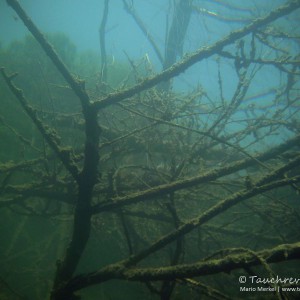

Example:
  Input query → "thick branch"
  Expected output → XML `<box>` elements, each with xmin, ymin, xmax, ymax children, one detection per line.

<box><xmin>119</xmin><ymin>174</ymin><xmax>300</xmax><ymax>268</ymax></box>
<box><xmin>54</xmin><ymin>160</ymin><xmax>300</xmax><ymax>297</ymax></box>
<box><xmin>93</xmin><ymin>0</ymin><xmax>300</xmax><ymax>110</ymax></box>
<box><xmin>5</xmin><ymin>0</ymin><xmax>101</xmax><ymax>292</ymax></box>
<box><xmin>0</xmin><ymin>68</ymin><xmax>80</xmax><ymax>181</ymax></box>
<box><xmin>92</xmin><ymin>133</ymin><xmax>300</xmax><ymax>214</ymax></box>
<box><xmin>6</xmin><ymin>0</ymin><xmax>91</xmax><ymax>110</ymax></box>
<box><xmin>63</xmin><ymin>241</ymin><xmax>300</xmax><ymax>292</ymax></box>
<box><xmin>52</xmin><ymin>90</ymin><xmax>100</xmax><ymax>293</ymax></box>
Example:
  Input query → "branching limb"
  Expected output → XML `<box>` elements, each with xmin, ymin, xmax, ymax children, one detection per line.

<box><xmin>5</xmin><ymin>1</ymin><xmax>101</xmax><ymax>294</ymax></box>
<box><xmin>93</xmin><ymin>0</ymin><xmax>300</xmax><ymax>110</ymax></box>
<box><xmin>0</xmin><ymin>68</ymin><xmax>80</xmax><ymax>181</ymax></box>
<box><xmin>6</xmin><ymin>0</ymin><xmax>90</xmax><ymax>110</ymax></box>
<box><xmin>92</xmin><ymin>134</ymin><xmax>300</xmax><ymax>214</ymax></box>
<box><xmin>62</xmin><ymin>241</ymin><xmax>300</xmax><ymax>293</ymax></box>
<box><xmin>117</xmin><ymin>174</ymin><xmax>300</xmax><ymax>268</ymax></box>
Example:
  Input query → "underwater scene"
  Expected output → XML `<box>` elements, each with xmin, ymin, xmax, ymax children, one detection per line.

<box><xmin>0</xmin><ymin>0</ymin><xmax>300</xmax><ymax>299</ymax></box>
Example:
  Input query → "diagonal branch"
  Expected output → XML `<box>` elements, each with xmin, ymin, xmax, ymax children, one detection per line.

<box><xmin>117</xmin><ymin>173</ymin><xmax>300</xmax><ymax>269</ymax></box>
<box><xmin>99</xmin><ymin>241</ymin><xmax>300</xmax><ymax>281</ymax></box>
<box><xmin>92</xmin><ymin>133</ymin><xmax>300</xmax><ymax>214</ymax></box>
<box><xmin>5</xmin><ymin>0</ymin><xmax>101</xmax><ymax>292</ymax></box>
<box><xmin>92</xmin><ymin>0</ymin><xmax>300</xmax><ymax>110</ymax></box>
<box><xmin>0</xmin><ymin>68</ymin><xmax>80</xmax><ymax>181</ymax></box>
<box><xmin>6</xmin><ymin>0</ymin><xmax>90</xmax><ymax>110</ymax></box>
<box><xmin>63</xmin><ymin>239</ymin><xmax>300</xmax><ymax>292</ymax></box>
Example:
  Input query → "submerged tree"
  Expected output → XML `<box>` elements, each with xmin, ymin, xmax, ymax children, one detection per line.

<box><xmin>1</xmin><ymin>0</ymin><xmax>300</xmax><ymax>299</ymax></box>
